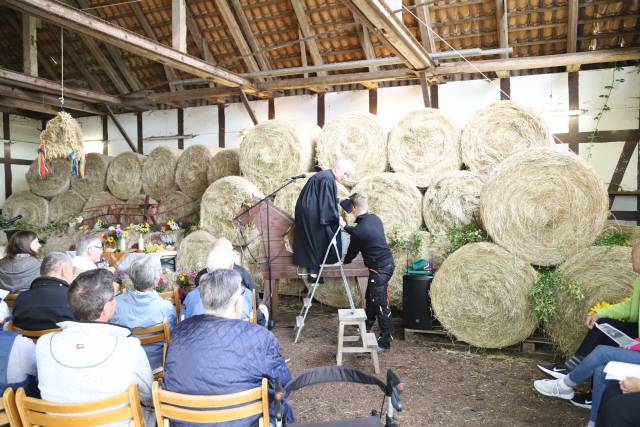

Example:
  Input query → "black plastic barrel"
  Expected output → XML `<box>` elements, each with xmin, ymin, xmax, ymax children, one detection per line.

<box><xmin>402</xmin><ymin>274</ymin><xmax>433</xmax><ymax>330</ymax></box>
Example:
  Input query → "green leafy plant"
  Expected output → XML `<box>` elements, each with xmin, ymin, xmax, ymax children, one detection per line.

<box><xmin>587</xmin><ymin>65</ymin><xmax>625</xmax><ymax>158</ymax></box>
<box><xmin>594</xmin><ymin>230</ymin><xmax>630</xmax><ymax>247</ymax></box>
<box><xmin>531</xmin><ymin>269</ymin><xmax>585</xmax><ymax>323</ymax></box>
<box><xmin>0</xmin><ymin>215</ymin><xmax>70</xmax><ymax>241</ymax></box>
<box><xmin>388</xmin><ymin>227</ymin><xmax>424</xmax><ymax>267</ymax></box>
<box><xmin>445</xmin><ymin>224</ymin><xmax>487</xmax><ymax>254</ymax></box>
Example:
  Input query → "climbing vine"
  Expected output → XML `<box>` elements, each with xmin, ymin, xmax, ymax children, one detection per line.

<box><xmin>586</xmin><ymin>65</ymin><xmax>625</xmax><ymax>159</ymax></box>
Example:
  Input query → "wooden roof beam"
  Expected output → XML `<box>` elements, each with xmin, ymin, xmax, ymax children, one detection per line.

<box><xmin>0</xmin><ymin>83</ymin><xmax>104</xmax><ymax>115</ymax></box>
<box><xmin>344</xmin><ymin>0</ymin><xmax>435</xmax><ymax>71</ymax></box>
<box><xmin>217</xmin><ymin>0</ymin><xmax>261</xmax><ymax>74</ymax></box>
<box><xmin>356</xmin><ymin>21</ymin><xmax>378</xmax><ymax>89</ymax></box>
<box><xmin>22</xmin><ymin>13</ymin><xmax>38</xmax><ymax>76</ymax></box>
<box><xmin>230</xmin><ymin>0</ymin><xmax>273</xmax><ymax>74</ymax></box>
<box><xmin>172</xmin><ymin>0</ymin><xmax>187</xmax><ymax>53</ymax></box>
<box><xmin>6</xmin><ymin>12</ymin><xmax>57</xmax><ymax>80</ymax></box>
<box><xmin>415</xmin><ymin>0</ymin><xmax>437</xmax><ymax>55</ymax></box>
<box><xmin>495</xmin><ymin>0</ymin><xmax>509</xmax><ymax>60</ymax></box>
<box><xmin>0</xmin><ymin>96</ymin><xmax>58</xmax><ymax>115</ymax></box>
<box><xmin>65</xmin><ymin>36</ymin><xmax>107</xmax><ymax>93</ymax></box>
<box><xmin>567</xmin><ymin>0</ymin><xmax>579</xmax><ymax>71</ymax></box>
<box><xmin>291</xmin><ymin>0</ymin><xmax>326</xmax><ymax>76</ymax></box>
<box><xmin>4</xmin><ymin>0</ymin><xmax>252</xmax><ymax>89</ymax></box>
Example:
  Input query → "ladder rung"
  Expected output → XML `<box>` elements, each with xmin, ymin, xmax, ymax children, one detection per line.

<box><xmin>296</xmin><ymin>316</ymin><xmax>304</xmax><ymax>328</ymax></box>
<box><xmin>303</xmin><ymin>298</ymin><xmax>312</xmax><ymax>308</ymax></box>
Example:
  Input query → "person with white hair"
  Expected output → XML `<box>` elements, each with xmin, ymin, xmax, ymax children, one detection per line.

<box><xmin>292</xmin><ymin>158</ymin><xmax>355</xmax><ymax>283</ymax></box>
<box><xmin>71</xmin><ymin>234</ymin><xmax>103</xmax><ymax>277</ymax></box>
<box><xmin>110</xmin><ymin>256</ymin><xmax>177</xmax><ymax>370</ymax></box>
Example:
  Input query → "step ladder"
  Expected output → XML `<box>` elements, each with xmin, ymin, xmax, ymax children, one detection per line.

<box><xmin>337</xmin><ymin>308</ymin><xmax>380</xmax><ymax>374</ymax></box>
<box><xmin>294</xmin><ymin>227</ymin><xmax>355</xmax><ymax>343</ymax></box>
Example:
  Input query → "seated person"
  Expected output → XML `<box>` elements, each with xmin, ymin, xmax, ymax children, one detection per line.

<box><xmin>110</xmin><ymin>256</ymin><xmax>177</xmax><ymax>371</ymax></box>
<box><xmin>537</xmin><ymin>242</ymin><xmax>640</xmax><ymax>407</ymax></box>
<box><xmin>13</xmin><ymin>252</ymin><xmax>75</xmax><ymax>331</ymax></box>
<box><xmin>343</xmin><ymin>194</ymin><xmax>395</xmax><ymax>353</ymax></box>
<box><xmin>71</xmin><ymin>234</ymin><xmax>103</xmax><ymax>277</ymax></box>
<box><xmin>597</xmin><ymin>378</ymin><xmax>640</xmax><ymax>426</ymax></box>
<box><xmin>36</xmin><ymin>269</ymin><xmax>153</xmax><ymax>426</ymax></box>
<box><xmin>184</xmin><ymin>238</ymin><xmax>266</xmax><ymax>325</ymax></box>
<box><xmin>163</xmin><ymin>269</ymin><xmax>293</xmax><ymax>426</ymax></box>
<box><xmin>534</xmin><ymin>345</ymin><xmax>640</xmax><ymax>427</ymax></box>
<box><xmin>0</xmin><ymin>297</ymin><xmax>37</xmax><ymax>396</ymax></box>
<box><xmin>0</xmin><ymin>231</ymin><xmax>42</xmax><ymax>293</ymax></box>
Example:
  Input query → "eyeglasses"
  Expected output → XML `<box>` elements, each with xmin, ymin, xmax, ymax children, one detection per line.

<box><xmin>88</xmin><ymin>245</ymin><xmax>103</xmax><ymax>251</ymax></box>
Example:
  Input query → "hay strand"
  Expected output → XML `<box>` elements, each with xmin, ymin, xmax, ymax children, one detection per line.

<box><xmin>4</xmin><ymin>191</ymin><xmax>49</xmax><ymax>225</ymax></box>
<box><xmin>175</xmin><ymin>144</ymin><xmax>219</xmax><ymax>199</ymax></box>
<box><xmin>423</xmin><ymin>171</ymin><xmax>483</xmax><ymax>235</ymax></box>
<box><xmin>176</xmin><ymin>230</ymin><xmax>216</xmax><ymax>272</ymax></box>
<box><xmin>142</xmin><ymin>147</ymin><xmax>181</xmax><ymax>200</ymax></box>
<box><xmin>155</xmin><ymin>191</ymin><xmax>199</xmax><ymax>224</ymax></box>
<box><xmin>82</xmin><ymin>191</ymin><xmax>121</xmax><ymax>226</ymax></box>
<box><xmin>71</xmin><ymin>153</ymin><xmax>110</xmax><ymax>198</ymax></box>
<box><xmin>239</xmin><ymin>119</ymin><xmax>318</xmax><ymax>193</ymax></box>
<box><xmin>49</xmin><ymin>190</ymin><xmax>86</xmax><ymax>222</ymax></box>
<box><xmin>39</xmin><ymin>111</ymin><xmax>84</xmax><ymax>160</ymax></box>
<box><xmin>208</xmin><ymin>148</ymin><xmax>240</xmax><ymax>184</ymax></box>
<box><xmin>481</xmin><ymin>147</ymin><xmax>609</xmax><ymax>266</ymax></box>
<box><xmin>431</xmin><ymin>242</ymin><xmax>539</xmax><ymax>348</ymax></box>
<box><xmin>316</xmin><ymin>113</ymin><xmax>387</xmax><ymax>187</ymax></box>
<box><xmin>27</xmin><ymin>158</ymin><xmax>72</xmax><ymax>198</ymax></box>
<box><xmin>106</xmin><ymin>152</ymin><xmax>145</xmax><ymax>200</ymax></box>
<box><xmin>388</xmin><ymin>109</ymin><xmax>461</xmax><ymax>188</ymax></box>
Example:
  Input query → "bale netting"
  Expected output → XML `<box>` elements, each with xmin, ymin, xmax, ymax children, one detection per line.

<box><xmin>82</xmin><ymin>191</ymin><xmax>121</xmax><ymax>226</ymax></box>
<box><xmin>481</xmin><ymin>147</ymin><xmax>609</xmax><ymax>266</ymax></box>
<box><xmin>176</xmin><ymin>230</ymin><xmax>216</xmax><ymax>272</ymax></box>
<box><xmin>142</xmin><ymin>147</ymin><xmax>181</xmax><ymax>200</ymax></box>
<box><xmin>155</xmin><ymin>191</ymin><xmax>199</xmax><ymax>224</ymax></box>
<box><xmin>351</xmin><ymin>173</ymin><xmax>422</xmax><ymax>239</ymax></box>
<box><xmin>460</xmin><ymin>101</ymin><xmax>554</xmax><ymax>177</ymax></box>
<box><xmin>274</xmin><ymin>174</ymin><xmax>349</xmax><ymax>217</ymax></box>
<box><xmin>547</xmin><ymin>245</ymin><xmax>638</xmax><ymax>355</ymax></box>
<box><xmin>4</xmin><ymin>191</ymin><xmax>49</xmax><ymax>226</ymax></box>
<box><xmin>208</xmin><ymin>148</ymin><xmax>240</xmax><ymax>185</ymax></box>
<box><xmin>124</xmin><ymin>195</ymin><xmax>157</xmax><ymax>225</ymax></box>
<box><xmin>388</xmin><ymin>109</ymin><xmax>461</xmax><ymax>188</ymax></box>
<box><xmin>175</xmin><ymin>144</ymin><xmax>219</xmax><ymax>200</ymax></box>
<box><xmin>106</xmin><ymin>152</ymin><xmax>145</xmax><ymax>200</ymax></box>
<box><xmin>316</xmin><ymin>113</ymin><xmax>387</xmax><ymax>187</ymax></box>
<box><xmin>422</xmin><ymin>171</ymin><xmax>484</xmax><ymax>235</ymax></box>
<box><xmin>27</xmin><ymin>158</ymin><xmax>72</xmax><ymax>199</ymax></box>
<box><xmin>431</xmin><ymin>242</ymin><xmax>539</xmax><ymax>348</ymax></box>
<box><xmin>200</xmin><ymin>176</ymin><xmax>264</xmax><ymax>246</ymax></box>
<box><xmin>71</xmin><ymin>153</ymin><xmax>110</xmax><ymax>199</ymax></box>
<box><xmin>49</xmin><ymin>190</ymin><xmax>86</xmax><ymax>222</ymax></box>
<box><xmin>239</xmin><ymin>120</ymin><xmax>318</xmax><ymax>193</ymax></box>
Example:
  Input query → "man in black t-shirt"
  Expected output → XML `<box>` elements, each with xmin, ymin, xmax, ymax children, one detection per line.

<box><xmin>343</xmin><ymin>194</ymin><xmax>395</xmax><ymax>352</ymax></box>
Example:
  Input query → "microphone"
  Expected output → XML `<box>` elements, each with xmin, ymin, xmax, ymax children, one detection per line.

<box><xmin>1</xmin><ymin>215</ymin><xmax>22</xmax><ymax>227</ymax></box>
<box><xmin>289</xmin><ymin>174</ymin><xmax>307</xmax><ymax>180</ymax></box>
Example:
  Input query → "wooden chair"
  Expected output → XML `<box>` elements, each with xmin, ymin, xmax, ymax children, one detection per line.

<box><xmin>6</xmin><ymin>322</ymin><xmax>62</xmax><ymax>343</ymax></box>
<box><xmin>2</xmin><ymin>387</ymin><xmax>22</xmax><ymax>427</ymax></box>
<box><xmin>152</xmin><ymin>379</ymin><xmax>270</xmax><ymax>427</ymax></box>
<box><xmin>249</xmin><ymin>289</ymin><xmax>258</xmax><ymax>324</ymax></box>
<box><xmin>14</xmin><ymin>384</ymin><xmax>144</xmax><ymax>427</ymax></box>
<box><xmin>159</xmin><ymin>288</ymin><xmax>181</xmax><ymax>321</ymax></box>
<box><xmin>4</xmin><ymin>293</ymin><xmax>18</xmax><ymax>310</ymax></box>
<box><xmin>131</xmin><ymin>319</ymin><xmax>170</xmax><ymax>381</ymax></box>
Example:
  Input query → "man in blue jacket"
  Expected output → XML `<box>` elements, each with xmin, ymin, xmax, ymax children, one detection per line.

<box><xmin>163</xmin><ymin>269</ymin><xmax>293</xmax><ymax>426</ymax></box>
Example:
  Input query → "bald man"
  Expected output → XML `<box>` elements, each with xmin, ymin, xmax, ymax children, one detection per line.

<box><xmin>293</xmin><ymin>159</ymin><xmax>355</xmax><ymax>283</ymax></box>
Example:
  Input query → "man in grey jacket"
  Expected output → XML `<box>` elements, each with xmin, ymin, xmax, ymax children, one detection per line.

<box><xmin>36</xmin><ymin>269</ymin><xmax>154</xmax><ymax>426</ymax></box>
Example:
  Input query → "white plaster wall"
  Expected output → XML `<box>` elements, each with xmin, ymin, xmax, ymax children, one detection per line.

<box><xmin>225</xmin><ymin>100</ymin><xmax>268</xmax><ymax>149</ymax></box>
<box><xmin>183</xmin><ymin>105</ymin><xmax>218</xmax><ymax>148</ymax></box>
<box><xmin>438</xmin><ymin>78</ymin><xmax>501</xmax><ymax>128</ymax></box>
<box><xmin>325</xmin><ymin>90</ymin><xmax>369</xmax><ymax>122</ymax></box>
<box><xmin>510</xmin><ymin>72</ymin><xmax>570</xmax><ymax>134</ymax></box>
<box><xmin>377</xmin><ymin>85</ymin><xmax>425</xmax><ymax>133</ymax></box>
<box><xmin>274</xmin><ymin>94</ymin><xmax>317</xmax><ymax>123</ymax></box>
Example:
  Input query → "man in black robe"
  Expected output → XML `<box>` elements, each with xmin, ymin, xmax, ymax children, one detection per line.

<box><xmin>293</xmin><ymin>159</ymin><xmax>355</xmax><ymax>283</ymax></box>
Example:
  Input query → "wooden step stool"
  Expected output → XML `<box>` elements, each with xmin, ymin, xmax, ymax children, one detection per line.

<box><xmin>336</xmin><ymin>309</ymin><xmax>380</xmax><ymax>374</ymax></box>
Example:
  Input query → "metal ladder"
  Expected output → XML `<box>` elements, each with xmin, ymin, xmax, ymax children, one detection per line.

<box><xmin>294</xmin><ymin>227</ymin><xmax>355</xmax><ymax>343</ymax></box>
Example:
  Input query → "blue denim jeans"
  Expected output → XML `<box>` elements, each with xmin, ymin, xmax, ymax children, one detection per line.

<box><xmin>568</xmin><ymin>345</ymin><xmax>640</xmax><ymax>422</ymax></box>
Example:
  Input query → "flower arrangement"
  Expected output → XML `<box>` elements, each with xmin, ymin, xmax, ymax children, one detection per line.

<box><xmin>94</xmin><ymin>218</ymin><xmax>106</xmax><ymax>230</ymax></box>
<box><xmin>166</xmin><ymin>219</ymin><xmax>180</xmax><ymax>231</ymax></box>
<box><xmin>132</xmin><ymin>222</ymin><xmax>151</xmax><ymax>233</ymax></box>
<box><xmin>102</xmin><ymin>224</ymin><xmax>128</xmax><ymax>251</ymax></box>
<box><xmin>177</xmin><ymin>271</ymin><xmax>197</xmax><ymax>288</ymax></box>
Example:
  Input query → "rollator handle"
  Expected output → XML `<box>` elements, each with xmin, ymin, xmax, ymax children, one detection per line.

<box><xmin>386</xmin><ymin>370</ymin><xmax>404</xmax><ymax>412</ymax></box>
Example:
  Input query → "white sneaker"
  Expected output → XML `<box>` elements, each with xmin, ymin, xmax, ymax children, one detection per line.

<box><xmin>534</xmin><ymin>378</ymin><xmax>575</xmax><ymax>400</ymax></box>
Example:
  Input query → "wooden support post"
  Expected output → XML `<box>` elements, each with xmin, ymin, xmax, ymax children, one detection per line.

<box><xmin>317</xmin><ymin>93</ymin><xmax>325</xmax><ymax>128</ymax></box>
<box><xmin>3</xmin><ymin>113</ymin><xmax>12</xmax><ymax>199</ymax></box>
<box><xmin>495</xmin><ymin>0</ymin><xmax>508</xmax><ymax>59</ymax></box>
<box><xmin>500</xmin><ymin>77</ymin><xmax>510</xmax><ymax>100</ymax></box>
<box><xmin>240</xmin><ymin>90</ymin><xmax>258</xmax><ymax>125</ymax></box>
<box><xmin>429</xmin><ymin>85</ymin><xmax>439</xmax><ymax>109</ymax></box>
<box><xmin>22</xmin><ymin>13</ymin><xmax>38</xmax><ymax>76</ymax></box>
<box><xmin>567</xmin><ymin>0</ymin><xmax>578</xmax><ymax>54</ymax></box>
<box><xmin>568</xmin><ymin>72</ymin><xmax>579</xmax><ymax>154</ymax></box>
<box><xmin>177</xmin><ymin>108</ymin><xmax>184</xmax><ymax>149</ymax></box>
<box><xmin>105</xmin><ymin>105</ymin><xmax>137</xmax><ymax>153</ymax></box>
<box><xmin>268</xmin><ymin>98</ymin><xmax>275</xmax><ymax>120</ymax></box>
<box><xmin>419</xmin><ymin>72</ymin><xmax>430</xmax><ymax>107</ymax></box>
<box><xmin>102</xmin><ymin>115</ymin><xmax>108</xmax><ymax>155</ymax></box>
<box><xmin>137</xmin><ymin>112</ymin><xmax>143</xmax><ymax>154</ymax></box>
<box><xmin>218</xmin><ymin>104</ymin><xmax>225</xmax><ymax>148</ymax></box>
<box><xmin>172</xmin><ymin>0</ymin><xmax>187</xmax><ymax>53</ymax></box>
<box><xmin>368</xmin><ymin>88</ymin><xmax>377</xmax><ymax>115</ymax></box>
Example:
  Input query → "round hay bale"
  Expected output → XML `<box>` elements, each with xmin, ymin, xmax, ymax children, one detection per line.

<box><xmin>175</xmin><ymin>144</ymin><xmax>219</xmax><ymax>199</ymax></box>
<box><xmin>0</xmin><ymin>230</ymin><xmax>7</xmax><ymax>247</ymax></box>
<box><xmin>351</xmin><ymin>173</ymin><xmax>422</xmax><ymax>239</ymax></box>
<box><xmin>49</xmin><ymin>190</ymin><xmax>86</xmax><ymax>222</ymax></box>
<box><xmin>26</xmin><ymin>158</ymin><xmax>72</xmax><ymax>199</ymax></box>
<box><xmin>317</xmin><ymin>113</ymin><xmax>387</xmax><ymax>187</ymax></box>
<box><xmin>155</xmin><ymin>191</ymin><xmax>199</xmax><ymax>224</ymax></box>
<box><xmin>423</xmin><ymin>171</ymin><xmax>483</xmax><ymax>235</ymax></box>
<box><xmin>200</xmin><ymin>176</ymin><xmax>264</xmax><ymax>246</ymax></box>
<box><xmin>460</xmin><ymin>100</ymin><xmax>554</xmax><ymax>177</ymax></box>
<box><xmin>208</xmin><ymin>149</ymin><xmax>240</xmax><ymax>184</ymax></box>
<box><xmin>106</xmin><ymin>152</ymin><xmax>145</xmax><ymax>200</ymax></box>
<box><xmin>274</xmin><ymin>173</ymin><xmax>349</xmax><ymax>217</ymax></box>
<box><xmin>82</xmin><ymin>191</ymin><xmax>121</xmax><ymax>226</ymax></box>
<box><xmin>388</xmin><ymin>109</ymin><xmax>461</xmax><ymax>188</ymax></box>
<box><xmin>547</xmin><ymin>246</ymin><xmax>638</xmax><ymax>355</ymax></box>
<box><xmin>41</xmin><ymin>229</ymin><xmax>83</xmax><ymax>255</ymax></box>
<box><xmin>176</xmin><ymin>230</ymin><xmax>216</xmax><ymax>272</ymax></box>
<box><xmin>4</xmin><ymin>191</ymin><xmax>48</xmax><ymax>226</ymax></box>
<box><xmin>239</xmin><ymin>120</ymin><xmax>318</xmax><ymax>193</ymax></box>
<box><xmin>313</xmin><ymin>278</ymin><xmax>363</xmax><ymax>308</ymax></box>
<box><xmin>431</xmin><ymin>242</ymin><xmax>539</xmax><ymax>348</ymax></box>
<box><xmin>124</xmin><ymin>195</ymin><xmax>157</xmax><ymax>225</ymax></box>
<box><xmin>142</xmin><ymin>147</ymin><xmax>181</xmax><ymax>200</ymax></box>
<box><xmin>71</xmin><ymin>153</ymin><xmax>110</xmax><ymax>199</ymax></box>
<box><xmin>481</xmin><ymin>147</ymin><xmax>609</xmax><ymax>266</ymax></box>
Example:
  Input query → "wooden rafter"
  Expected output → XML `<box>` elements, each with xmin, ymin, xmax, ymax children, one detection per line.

<box><xmin>77</xmin><ymin>34</ymin><xmax>129</xmax><ymax>94</ymax></box>
<box><xmin>291</xmin><ymin>0</ymin><xmax>327</xmax><ymax>76</ymax></box>
<box><xmin>356</xmin><ymin>20</ymin><xmax>378</xmax><ymax>89</ymax></box>
<box><xmin>0</xmin><ymin>83</ymin><xmax>104</xmax><ymax>114</ymax></box>
<box><xmin>172</xmin><ymin>0</ymin><xmax>187</xmax><ymax>53</ymax></box>
<box><xmin>185</xmin><ymin>9</ymin><xmax>215</xmax><ymax>89</ymax></box>
<box><xmin>0</xmin><ymin>96</ymin><xmax>58</xmax><ymax>115</ymax></box>
<box><xmin>230</xmin><ymin>0</ymin><xmax>273</xmax><ymax>73</ymax></box>
<box><xmin>22</xmin><ymin>13</ymin><xmax>38</xmax><ymax>76</ymax></box>
<box><xmin>217</xmin><ymin>0</ymin><xmax>261</xmax><ymax>73</ymax></box>
<box><xmin>415</xmin><ymin>0</ymin><xmax>437</xmax><ymax>55</ymax></box>
<box><xmin>64</xmin><ymin>36</ymin><xmax>107</xmax><ymax>93</ymax></box>
<box><xmin>495</xmin><ymin>0</ymin><xmax>509</xmax><ymax>61</ymax></box>
<box><xmin>567</xmin><ymin>0</ymin><xmax>579</xmax><ymax>54</ymax></box>
<box><xmin>6</xmin><ymin>12</ymin><xmax>58</xmax><ymax>80</ymax></box>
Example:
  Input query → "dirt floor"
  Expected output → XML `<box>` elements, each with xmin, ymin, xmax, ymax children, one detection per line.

<box><xmin>272</xmin><ymin>298</ymin><xmax>587</xmax><ymax>427</ymax></box>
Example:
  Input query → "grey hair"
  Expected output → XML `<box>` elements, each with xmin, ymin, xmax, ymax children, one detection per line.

<box><xmin>350</xmin><ymin>193</ymin><xmax>368</xmax><ymax>211</ymax></box>
<box><xmin>200</xmin><ymin>270</ymin><xmax>242</xmax><ymax>315</ymax></box>
<box><xmin>68</xmin><ymin>269</ymin><xmax>115</xmax><ymax>321</ymax></box>
<box><xmin>76</xmin><ymin>234</ymin><xmax>101</xmax><ymax>256</ymax></box>
<box><xmin>129</xmin><ymin>256</ymin><xmax>162</xmax><ymax>292</ymax></box>
<box><xmin>40</xmin><ymin>251</ymin><xmax>72</xmax><ymax>276</ymax></box>
<box><xmin>206</xmin><ymin>245</ymin><xmax>235</xmax><ymax>272</ymax></box>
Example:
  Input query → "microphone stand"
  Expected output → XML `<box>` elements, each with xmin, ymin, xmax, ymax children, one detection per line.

<box><xmin>234</xmin><ymin>177</ymin><xmax>303</xmax><ymax>330</ymax></box>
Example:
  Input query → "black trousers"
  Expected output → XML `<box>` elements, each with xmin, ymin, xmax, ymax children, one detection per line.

<box><xmin>597</xmin><ymin>382</ymin><xmax>640</xmax><ymax>427</ymax></box>
<box><xmin>575</xmin><ymin>318</ymin><xmax>639</xmax><ymax>359</ymax></box>
<box><xmin>365</xmin><ymin>265</ymin><xmax>394</xmax><ymax>349</ymax></box>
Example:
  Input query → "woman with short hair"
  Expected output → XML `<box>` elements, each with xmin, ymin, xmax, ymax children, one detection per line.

<box><xmin>0</xmin><ymin>230</ymin><xmax>42</xmax><ymax>293</ymax></box>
